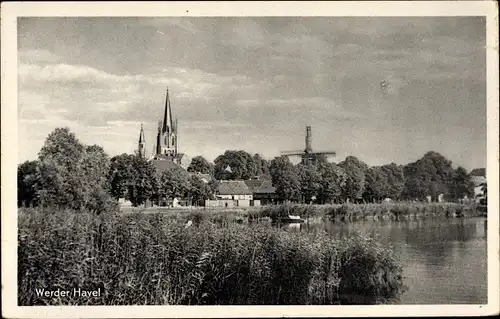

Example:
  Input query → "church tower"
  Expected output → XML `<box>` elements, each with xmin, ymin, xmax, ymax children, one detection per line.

<box><xmin>137</xmin><ymin>123</ymin><xmax>146</xmax><ymax>159</ymax></box>
<box><xmin>155</xmin><ymin>88</ymin><xmax>179</xmax><ymax>162</ymax></box>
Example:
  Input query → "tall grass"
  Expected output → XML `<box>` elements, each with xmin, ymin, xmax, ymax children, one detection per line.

<box><xmin>248</xmin><ymin>202</ymin><xmax>480</xmax><ymax>222</ymax></box>
<box><xmin>18</xmin><ymin>208</ymin><xmax>405</xmax><ymax>305</ymax></box>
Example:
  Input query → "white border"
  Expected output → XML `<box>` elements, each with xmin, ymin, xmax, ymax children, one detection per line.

<box><xmin>2</xmin><ymin>1</ymin><xmax>499</xmax><ymax>318</ymax></box>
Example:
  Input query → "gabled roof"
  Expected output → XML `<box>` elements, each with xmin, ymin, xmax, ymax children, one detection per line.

<box><xmin>244</xmin><ymin>179</ymin><xmax>264</xmax><ymax>191</ymax></box>
<box><xmin>470</xmin><ymin>168</ymin><xmax>486</xmax><ymax>177</ymax></box>
<box><xmin>255</xmin><ymin>180</ymin><xmax>276</xmax><ymax>194</ymax></box>
<box><xmin>218</xmin><ymin>180</ymin><xmax>252</xmax><ymax>195</ymax></box>
<box><xmin>152</xmin><ymin>159</ymin><xmax>184</xmax><ymax>173</ymax></box>
<box><xmin>243</xmin><ymin>179</ymin><xmax>275</xmax><ymax>194</ymax></box>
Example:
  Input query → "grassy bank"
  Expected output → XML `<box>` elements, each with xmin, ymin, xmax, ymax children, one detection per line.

<box><xmin>18</xmin><ymin>208</ymin><xmax>404</xmax><ymax>305</ymax></box>
<box><xmin>248</xmin><ymin>202</ymin><xmax>482</xmax><ymax>222</ymax></box>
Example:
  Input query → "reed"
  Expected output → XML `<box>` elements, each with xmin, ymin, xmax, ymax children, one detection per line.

<box><xmin>18</xmin><ymin>208</ymin><xmax>404</xmax><ymax>305</ymax></box>
<box><xmin>251</xmin><ymin>202</ymin><xmax>481</xmax><ymax>222</ymax></box>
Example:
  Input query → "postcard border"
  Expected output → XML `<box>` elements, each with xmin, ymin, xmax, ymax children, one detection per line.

<box><xmin>2</xmin><ymin>1</ymin><xmax>499</xmax><ymax>318</ymax></box>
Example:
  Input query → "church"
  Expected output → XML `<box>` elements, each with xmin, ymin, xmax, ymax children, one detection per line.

<box><xmin>136</xmin><ymin>88</ymin><xmax>191</xmax><ymax>171</ymax></box>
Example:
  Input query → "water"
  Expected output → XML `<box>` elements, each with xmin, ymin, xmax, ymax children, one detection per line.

<box><xmin>282</xmin><ymin>217</ymin><xmax>488</xmax><ymax>304</ymax></box>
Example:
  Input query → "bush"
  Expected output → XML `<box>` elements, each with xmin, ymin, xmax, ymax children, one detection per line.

<box><xmin>18</xmin><ymin>209</ymin><xmax>405</xmax><ymax>305</ymax></box>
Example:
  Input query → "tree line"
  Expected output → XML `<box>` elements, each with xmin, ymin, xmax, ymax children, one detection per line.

<box><xmin>17</xmin><ymin>128</ymin><xmax>219</xmax><ymax>210</ymax></box>
<box><xmin>18</xmin><ymin>127</ymin><xmax>479</xmax><ymax>210</ymax></box>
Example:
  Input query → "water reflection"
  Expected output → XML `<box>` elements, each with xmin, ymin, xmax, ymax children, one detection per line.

<box><xmin>280</xmin><ymin>217</ymin><xmax>487</xmax><ymax>304</ymax></box>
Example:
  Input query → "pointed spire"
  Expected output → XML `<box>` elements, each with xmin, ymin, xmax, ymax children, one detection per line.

<box><xmin>139</xmin><ymin>123</ymin><xmax>145</xmax><ymax>143</ymax></box>
<box><xmin>162</xmin><ymin>87</ymin><xmax>173</xmax><ymax>134</ymax></box>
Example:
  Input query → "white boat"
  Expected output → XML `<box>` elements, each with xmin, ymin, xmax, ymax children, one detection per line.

<box><xmin>280</xmin><ymin>214</ymin><xmax>305</xmax><ymax>223</ymax></box>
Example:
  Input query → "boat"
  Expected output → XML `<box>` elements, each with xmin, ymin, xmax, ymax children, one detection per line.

<box><xmin>280</xmin><ymin>214</ymin><xmax>305</xmax><ymax>223</ymax></box>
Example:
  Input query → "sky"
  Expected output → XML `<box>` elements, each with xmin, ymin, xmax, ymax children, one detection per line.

<box><xmin>17</xmin><ymin>17</ymin><xmax>487</xmax><ymax>170</ymax></box>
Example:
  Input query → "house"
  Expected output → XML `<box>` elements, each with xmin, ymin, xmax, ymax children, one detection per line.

<box><xmin>244</xmin><ymin>177</ymin><xmax>277</xmax><ymax>205</ymax></box>
<box><xmin>470</xmin><ymin>168</ymin><xmax>486</xmax><ymax>200</ymax></box>
<box><xmin>205</xmin><ymin>180</ymin><xmax>252</xmax><ymax>207</ymax></box>
<box><xmin>217</xmin><ymin>180</ymin><xmax>253</xmax><ymax>201</ymax></box>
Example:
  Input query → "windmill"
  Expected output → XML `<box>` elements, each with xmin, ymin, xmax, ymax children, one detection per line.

<box><xmin>280</xmin><ymin>126</ymin><xmax>336</xmax><ymax>166</ymax></box>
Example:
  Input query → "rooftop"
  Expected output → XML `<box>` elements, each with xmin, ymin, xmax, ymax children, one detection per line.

<box><xmin>244</xmin><ymin>179</ymin><xmax>264</xmax><ymax>191</ymax></box>
<box><xmin>255</xmin><ymin>180</ymin><xmax>276</xmax><ymax>194</ymax></box>
<box><xmin>470</xmin><ymin>168</ymin><xmax>486</xmax><ymax>177</ymax></box>
<box><xmin>218</xmin><ymin>180</ymin><xmax>253</xmax><ymax>195</ymax></box>
<box><xmin>151</xmin><ymin>159</ymin><xmax>184</xmax><ymax>173</ymax></box>
<box><xmin>244</xmin><ymin>179</ymin><xmax>275</xmax><ymax>194</ymax></box>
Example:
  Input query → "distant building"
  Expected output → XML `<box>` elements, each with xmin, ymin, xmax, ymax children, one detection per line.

<box><xmin>470</xmin><ymin>168</ymin><xmax>486</xmax><ymax>199</ymax></box>
<box><xmin>218</xmin><ymin>165</ymin><xmax>233</xmax><ymax>180</ymax></box>
<box><xmin>136</xmin><ymin>88</ymin><xmax>190</xmax><ymax>171</ymax></box>
<box><xmin>206</xmin><ymin>180</ymin><xmax>254</xmax><ymax>207</ymax></box>
<box><xmin>151</xmin><ymin>158</ymin><xmax>184</xmax><ymax>173</ymax></box>
<box><xmin>217</xmin><ymin>180</ymin><xmax>253</xmax><ymax>201</ymax></box>
<box><xmin>137</xmin><ymin>124</ymin><xmax>146</xmax><ymax>159</ymax></box>
<box><xmin>244</xmin><ymin>176</ymin><xmax>277</xmax><ymax>205</ymax></box>
<box><xmin>470</xmin><ymin>168</ymin><xmax>486</xmax><ymax>178</ymax></box>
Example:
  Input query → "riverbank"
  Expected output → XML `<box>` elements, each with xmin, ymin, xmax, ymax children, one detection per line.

<box><xmin>248</xmin><ymin>202</ymin><xmax>484</xmax><ymax>222</ymax></box>
<box><xmin>119</xmin><ymin>202</ymin><xmax>483</xmax><ymax>225</ymax></box>
<box><xmin>18</xmin><ymin>208</ymin><xmax>405</xmax><ymax>305</ymax></box>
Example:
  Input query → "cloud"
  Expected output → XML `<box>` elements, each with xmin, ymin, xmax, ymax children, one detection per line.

<box><xmin>16</xmin><ymin>17</ymin><xmax>487</xmax><ymax>170</ymax></box>
<box><xmin>17</xmin><ymin>59</ymin><xmax>278</xmax><ymax>137</ymax></box>
<box><xmin>135</xmin><ymin>18</ymin><xmax>200</xmax><ymax>34</ymax></box>
<box><xmin>18</xmin><ymin>49</ymin><xmax>61</xmax><ymax>64</ymax></box>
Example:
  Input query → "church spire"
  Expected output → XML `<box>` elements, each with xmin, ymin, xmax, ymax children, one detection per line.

<box><xmin>162</xmin><ymin>87</ymin><xmax>173</xmax><ymax>135</ymax></box>
<box><xmin>155</xmin><ymin>88</ymin><xmax>179</xmax><ymax>162</ymax></box>
<box><xmin>139</xmin><ymin>123</ymin><xmax>145</xmax><ymax>143</ymax></box>
<box><xmin>137</xmin><ymin>123</ymin><xmax>146</xmax><ymax>158</ymax></box>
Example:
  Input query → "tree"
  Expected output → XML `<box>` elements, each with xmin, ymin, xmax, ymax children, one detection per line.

<box><xmin>108</xmin><ymin>154</ymin><xmax>136</xmax><ymax>200</ymax></box>
<box><xmin>80</xmin><ymin>145</ymin><xmax>111</xmax><ymax>209</ymax></box>
<box><xmin>127</xmin><ymin>157</ymin><xmax>157</xmax><ymax>207</ymax></box>
<box><xmin>269</xmin><ymin>156</ymin><xmax>301</xmax><ymax>202</ymax></box>
<box><xmin>317</xmin><ymin>163</ymin><xmax>347</xmax><ymax>204</ymax></box>
<box><xmin>402</xmin><ymin>151</ymin><xmax>455</xmax><ymax>200</ymax></box>
<box><xmin>314</xmin><ymin>153</ymin><xmax>329</xmax><ymax>165</ymax></box>
<box><xmin>363</xmin><ymin>164</ymin><xmax>404</xmax><ymax>202</ymax></box>
<box><xmin>189</xmin><ymin>175</ymin><xmax>213</xmax><ymax>206</ymax></box>
<box><xmin>253</xmin><ymin>153</ymin><xmax>270</xmax><ymax>175</ymax></box>
<box><xmin>339</xmin><ymin>156</ymin><xmax>369</xmax><ymax>202</ymax></box>
<box><xmin>449</xmin><ymin>166</ymin><xmax>474</xmax><ymax>200</ymax></box>
<box><xmin>187</xmin><ymin>156</ymin><xmax>213</xmax><ymax>174</ymax></box>
<box><xmin>156</xmin><ymin>167</ymin><xmax>191</xmax><ymax>205</ymax></box>
<box><xmin>214</xmin><ymin>150</ymin><xmax>256</xmax><ymax>180</ymax></box>
<box><xmin>297</xmin><ymin>164</ymin><xmax>322</xmax><ymax>203</ymax></box>
<box><xmin>208</xmin><ymin>179</ymin><xmax>220</xmax><ymax>198</ymax></box>
<box><xmin>17</xmin><ymin>160</ymin><xmax>39</xmax><ymax>207</ymax></box>
<box><xmin>35</xmin><ymin>127</ymin><xmax>87</xmax><ymax>209</ymax></box>
<box><xmin>38</xmin><ymin>127</ymin><xmax>85</xmax><ymax>166</ymax></box>
<box><xmin>381</xmin><ymin>163</ymin><xmax>405</xmax><ymax>200</ymax></box>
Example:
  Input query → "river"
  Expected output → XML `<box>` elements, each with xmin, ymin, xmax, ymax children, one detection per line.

<box><xmin>282</xmin><ymin>217</ymin><xmax>488</xmax><ymax>304</ymax></box>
